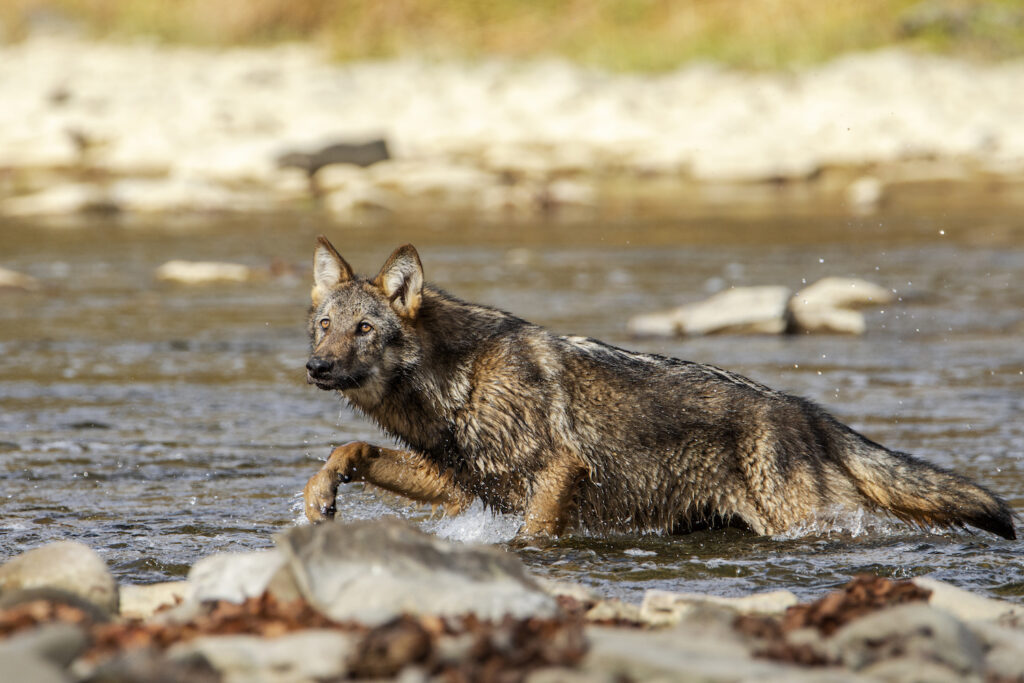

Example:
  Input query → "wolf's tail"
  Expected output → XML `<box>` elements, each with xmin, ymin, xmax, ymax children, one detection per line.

<box><xmin>836</xmin><ymin>428</ymin><xmax>1016</xmax><ymax>540</ymax></box>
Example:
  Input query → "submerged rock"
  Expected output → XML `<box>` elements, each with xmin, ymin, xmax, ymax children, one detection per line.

<box><xmin>0</xmin><ymin>541</ymin><xmax>118</xmax><ymax>616</ymax></box>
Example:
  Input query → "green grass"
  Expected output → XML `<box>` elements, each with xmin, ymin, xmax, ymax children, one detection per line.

<box><xmin>5</xmin><ymin>0</ymin><xmax>1024</xmax><ymax>70</ymax></box>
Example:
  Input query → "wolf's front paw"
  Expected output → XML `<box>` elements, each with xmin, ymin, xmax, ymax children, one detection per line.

<box><xmin>303</xmin><ymin>467</ymin><xmax>340</xmax><ymax>523</ymax></box>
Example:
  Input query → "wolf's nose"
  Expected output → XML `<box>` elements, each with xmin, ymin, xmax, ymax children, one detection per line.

<box><xmin>306</xmin><ymin>357</ymin><xmax>333</xmax><ymax>376</ymax></box>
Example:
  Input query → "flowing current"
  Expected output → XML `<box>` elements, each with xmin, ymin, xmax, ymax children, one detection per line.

<box><xmin>2</xmin><ymin>204</ymin><xmax>1022</xmax><ymax>602</ymax></box>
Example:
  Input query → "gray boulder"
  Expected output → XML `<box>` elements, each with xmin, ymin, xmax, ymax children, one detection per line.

<box><xmin>275</xmin><ymin>518</ymin><xmax>558</xmax><ymax>625</ymax></box>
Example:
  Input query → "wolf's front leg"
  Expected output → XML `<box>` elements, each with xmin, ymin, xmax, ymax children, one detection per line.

<box><xmin>518</xmin><ymin>457</ymin><xmax>587</xmax><ymax>538</ymax></box>
<box><xmin>303</xmin><ymin>441</ymin><xmax>471</xmax><ymax>523</ymax></box>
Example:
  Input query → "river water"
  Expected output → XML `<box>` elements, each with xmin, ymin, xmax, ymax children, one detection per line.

<box><xmin>2</xmin><ymin>198</ymin><xmax>1022</xmax><ymax>602</ymax></box>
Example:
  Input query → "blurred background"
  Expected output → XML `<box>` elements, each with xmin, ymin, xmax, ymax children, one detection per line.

<box><xmin>1</xmin><ymin>1</ymin><xmax>1023</xmax><ymax>600</ymax></box>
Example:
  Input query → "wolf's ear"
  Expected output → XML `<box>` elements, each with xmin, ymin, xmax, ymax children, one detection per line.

<box><xmin>374</xmin><ymin>244</ymin><xmax>423</xmax><ymax>319</ymax></box>
<box><xmin>312</xmin><ymin>235</ymin><xmax>354</xmax><ymax>307</ymax></box>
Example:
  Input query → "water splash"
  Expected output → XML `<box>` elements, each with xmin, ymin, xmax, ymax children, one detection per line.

<box><xmin>420</xmin><ymin>500</ymin><xmax>522</xmax><ymax>544</ymax></box>
<box><xmin>772</xmin><ymin>507</ymin><xmax>911</xmax><ymax>540</ymax></box>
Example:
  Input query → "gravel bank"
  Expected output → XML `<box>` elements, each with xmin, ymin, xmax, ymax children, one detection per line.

<box><xmin>2</xmin><ymin>36</ymin><xmax>1024</xmax><ymax>218</ymax></box>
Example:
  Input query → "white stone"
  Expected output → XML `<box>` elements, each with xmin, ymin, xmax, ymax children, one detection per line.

<box><xmin>369</xmin><ymin>159</ymin><xmax>498</xmax><ymax>198</ymax></box>
<box><xmin>792</xmin><ymin>277</ymin><xmax>894</xmax><ymax>310</ymax></box>
<box><xmin>913</xmin><ymin>577</ymin><xmax>1024</xmax><ymax>622</ymax></box>
<box><xmin>846</xmin><ymin>176</ymin><xmax>885</xmax><ymax>211</ymax></box>
<box><xmin>185</xmin><ymin>550</ymin><xmax>287</xmax><ymax>604</ymax></box>
<box><xmin>119</xmin><ymin>582</ymin><xmax>189</xmax><ymax>620</ymax></box>
<box><xmin>168</xmin><ymin>630</ymin><xmax>355</xmax><ymax>683</ymax></box>
<box><xmin>0</xmin><ymin>267</ymin><xmax>41</xmax><ymax>291</ymax></box>
<box><xmin>2</xmin><ymin>184</ymin><xmax>108</xmax><ymax>216</ymax></box>
<box><xmin>788</xmin><ymin>277</ymin><xmax>893</xmax><ymax>334</ymax></box>
<box><xmin>641</xmin><ymin>588</ymin><xmax>798</xmax><ymax>625</ymax></box>
<box><xmin>629</xmin><ymin>286</ymin><xmax>792</xmax><ymax>338</ymax></box>
<box><xmin>789</xmin><ymin>306</ymin><xmax>866</xmax><ymax>335</ymax></box>
<box><xmin>155</xmin><ymin>260</ymin><xmax>256</xmax><ymax>284</ymax></box>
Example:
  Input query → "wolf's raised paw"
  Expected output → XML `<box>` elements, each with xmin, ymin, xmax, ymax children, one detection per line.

<box><xmin>303</xmin><ymin>467</ymin><xmax>339</xmax><ymax>523</ymax></box>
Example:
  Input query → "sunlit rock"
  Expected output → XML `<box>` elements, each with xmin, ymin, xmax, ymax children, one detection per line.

<box><xmin>167</xmin><ymin>631</ymin><xmax>356</xmax><ymax>683</ymax></box>
<box><xmin>846</xmin><ymin>176</ymin><xmax>885</xmax><ymax>212</ymax></box>
<box><xmin>641</xmin><ymin>588</ymin><xmax>798</xmax><ymax>626</ymax></box>
<box><xmin>2</xmin><ymin>184</ymin><xmax>111</xmax><ymax>216</ymax></box>
<box><xmin>0</xmin><ymin>541</ymin><xmax>118</xmax><ymax>616</ymax></box>
<box><xmin>788</xmin><ymin>277</ymin><xmax>893</xmax><ymax>334</ymax></box>
<box><xmin>274</xmin><ymin>519</ymin><xmax>558</xmax><ymax>626</ymax></box>
<box><xmin>154</xmin><ymin>260</ymin><xmax>256</xmax><ymax>284</ymax></box>
<box><xmin>322</xmin><ymin>183</ymin><xmax>395</xmax><ymax>218</ymax></box>
<box><xmin>110</xmin><ymin>178</ymin><xmax>266</xmax><ymax>214</ymax></box>
<box><xmin>628</xmin><ymin>286</ymin><xmax>792</xmax><ymax>337</ymax></box>
<box><xmin>119</xmin><ymin>582</ymin><xmax>189</xmax><ymax>620</ymax></box>
<box><xmin>368</xmin><ymin>160</ymin><xmax>499</xmax><ymax>199</ymax></box>
<box><xmin>0</xmin><ymin>267</ymin><xmax>41</xmax><ymax>291</ymax></box>
<box><xmin>827</xmin><ymin>603</ymin><xmax>984</xmax><ymax>676</ymax></box>
<box><xmin>912</xmin><ymin>577</ymin><xmax>1024</xmax><ymax>622</ymax></box>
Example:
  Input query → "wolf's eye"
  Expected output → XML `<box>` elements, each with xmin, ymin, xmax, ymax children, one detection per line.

<box><xmin>357</xmin><ymin>321</ymin><xmax>373</xmax><ymax>334</ymax></box>
<box><xmin>319</xmin><ymin>318</ymin><xmax>330</xmax><ymax>330</ymax></box>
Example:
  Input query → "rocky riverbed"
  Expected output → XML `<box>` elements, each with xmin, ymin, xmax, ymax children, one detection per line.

<box><xmin>2</xmin><ymin>36</ymin><xmax>1024</xmax><ymax>219</ymax></box>
<box><xmin>2</xmin><ymin>519</ymin><xmax>1023</xmax><ymax>682</ymax></box>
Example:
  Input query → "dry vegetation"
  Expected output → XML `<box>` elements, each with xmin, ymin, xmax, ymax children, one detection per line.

<box><xmin>3</xmin><ymin>0</ymin><xmax>1024</xmax><ymax>70</ymax></box>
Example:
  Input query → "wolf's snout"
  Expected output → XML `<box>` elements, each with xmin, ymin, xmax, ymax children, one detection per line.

<box><xmin>306</xmin><ymin>357</ymin><xmax>333</xmax><ymax>378</ymax></box>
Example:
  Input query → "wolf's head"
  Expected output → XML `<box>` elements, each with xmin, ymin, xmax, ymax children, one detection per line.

<box><xmin>306</xmin><ymin>236</ymin><xmax>423</xmax><ymax>405</ymax></box>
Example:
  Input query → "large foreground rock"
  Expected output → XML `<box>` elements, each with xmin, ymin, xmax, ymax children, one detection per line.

<box><xmin>275</xmin><ymin>519</ymin><xmax>558</xmax><ymax>625</ymax></box>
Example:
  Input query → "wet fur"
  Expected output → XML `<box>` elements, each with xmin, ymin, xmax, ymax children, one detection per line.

<box><xmin>304</xmin><ymin>238</ymin><xmax>1016</xmax><ymax>540</ymax></box>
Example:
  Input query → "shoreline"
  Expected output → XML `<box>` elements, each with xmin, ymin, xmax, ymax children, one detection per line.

<box><xmin>3</xmin><ymin>36</ymin><xmax>1024</xmax><ymax>220</ymax></box>
<box><xmin>2</xmin><ymin>521</ymin><xmax>1023</xmax><ymax>682</ymax></box>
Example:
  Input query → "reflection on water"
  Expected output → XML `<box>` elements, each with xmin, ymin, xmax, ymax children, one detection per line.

<box><xmin>1</xmin><ymin>205</ymin><xmax>1022</xmax><ymax>600</ymax></box>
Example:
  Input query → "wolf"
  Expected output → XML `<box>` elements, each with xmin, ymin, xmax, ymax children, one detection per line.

<box><xmin>303</xmin><ymin>236</ymin><xmax>1016</xmax><ymax>540</ymax></box>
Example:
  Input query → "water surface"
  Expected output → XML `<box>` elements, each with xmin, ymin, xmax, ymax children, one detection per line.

<box><xmin>2</xmin><ymin>202</ymin><xmax>1022</xmax><ymax>602</ymax></box>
